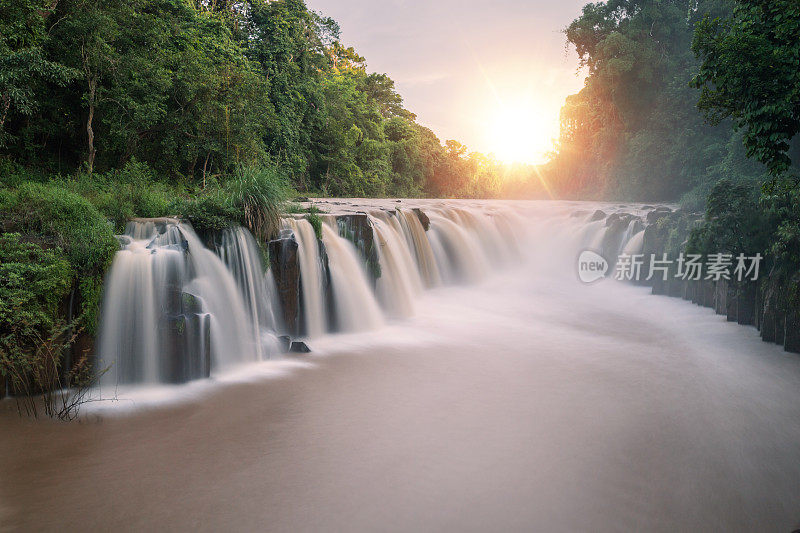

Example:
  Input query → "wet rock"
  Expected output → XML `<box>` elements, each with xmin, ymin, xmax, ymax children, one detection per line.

<box><xmin>413</xmin><ymin>208</ymin><xmax>431</xmax><ymax>231</ymax></box>
<box><xmin>181</xmin><ymin>292</ymin><xmax>204</xmax><ymax>315</ymax></box>
<box><xmin>702</xmin><ymin>280</ymin><xmax>715</xmax><ymax>308</ymax></box>
<box><xmin>336</xmin><ymin>214</ymin><xmax>380</xmax><ymax>282</ymax></box>
<box><xmin>725</xmin><ymin>283</ymin><xmax>738</xmax><ymax>322</ymax></box>
<box><xmin>589</xmin><ymin>210</ymin><xmax>606</xmax><ymax>222</ymax></box>
<box><xmin>161</xmin><ymin>315</ymin><xmax>188</xmax><ymax>383</ymax></box>
<box><xmin>646</xmin><ymin>210</ymin><xmax>671</xmax><ymax>224</ymax></box>
<box><xmin>290</xmin><ymin>341</ymin><xmax>311</xmax><ymax>354</ymax></box>
<box><xmin>268</xmin><ymin>235</ymin><xmax>301</xmax><ymax>336</ymax></box>
<box><xmin>784</xmin><ymin>310</ymin><xmax>800</xmax><ymax>354</ymax></box>
<box><xmin>736</xmin><ymin>283</ymin><xmax>756</xmax><ymax>326</ymax></box>
<box><xmin>667</xmin><ymin>278</ymin><xmax>685</xmax><ymax>298</ymax></box>
<box><xmin>761</xmin><ymin>295</ymin><xmax>777</xmax><ymax>343</ymax></box>
<box><xmin>600</xmin><ymin>214</ymin><xmax>631</xmax><ymax>260</ymax></box>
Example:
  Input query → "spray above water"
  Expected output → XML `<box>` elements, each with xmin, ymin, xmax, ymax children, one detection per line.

<box><xmin>97</xmin><ymin>201</ymin><xmax>650</xmax><ymax>388</ymax></box>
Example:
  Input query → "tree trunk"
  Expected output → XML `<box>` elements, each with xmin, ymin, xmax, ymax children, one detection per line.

<box><xmin>202</xmin><ymin>152</ymin><xmax>211</xmax><ymax>189</ymax></box>
<box><xmin>86</xmin><ymin>77</ymin><xmax>96</xmax><ymax>175</ymax></box>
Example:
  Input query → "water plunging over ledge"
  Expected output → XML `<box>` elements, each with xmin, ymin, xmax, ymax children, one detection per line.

<box><xmin>95</xmin><ymin>201</ymin><xmax>652</xmax><ymax>388</ymax></box>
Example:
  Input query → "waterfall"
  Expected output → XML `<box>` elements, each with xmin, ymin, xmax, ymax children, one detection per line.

<box><xmin>321</xmin><ymin>222</ymin><xmax>385</xmax><ymax>332</ymax></box>
<box><xmin>215</xmin><ymin>227</ymin><xmax>283</xmax><ymax>351</ymax></box>
<box><xmin>396</xmin><ymin>210</ymin><xmax>441</xmax><ymax>287</ymax></box>
<box><xmin>370</xmin><ymin>214</ymin><xmax>423</xmax><ymax>317</ymax></box>
<box><xmin>98</xmin><ymin>220</ymin><xmax>275</xmax><ymax>385</ymax></box>
<box><xmin>286</xmin><ymin>218</ymin><xmax>327</xmax><ymax>338</ymax></box>
<box><xmin>622</xmin><ymin>230</ymin><xmax>645</xmax><ymax>255</ymax></box>
<box><xmin>95</xmin><ymin>201</ymin><xmax>660</xmax><ymax>390</ymax></box>
<box><xmin>427</xmin><ymin>210</ymin><xmax>491</xmax><ymax>283</ymax></box>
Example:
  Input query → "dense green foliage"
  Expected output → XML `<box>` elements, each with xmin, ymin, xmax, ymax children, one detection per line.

<box><xmin>0</xmin><ymin>182</ymin><xmax>119</xmax><ymax>333</ymax></box>
<box><xmin>0</xmin><ymin>233</ymin><xmax>73</xmax><ymax>367</ymax></box>
<box><xmin>692</xmin><ymin>0</ymin><xmax>800</xmax><ymax>177</ymax></box>
<box><xmin>0</xmin><ymin>0</ymin><xmax>538</xmax><ymax>199</ymax></box>
<box><xmin>545</xmin><ymin>0</ymin><xmax>776</xmax><ymax>202</ymax></box>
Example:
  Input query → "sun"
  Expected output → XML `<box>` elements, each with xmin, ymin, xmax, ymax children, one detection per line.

<box><xmin>486</xmin><ymin>105</ymin><xmax>556</xmax><ymax>165</ymax></box>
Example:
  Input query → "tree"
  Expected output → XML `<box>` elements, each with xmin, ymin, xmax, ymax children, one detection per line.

<box><xmin>0</xmin><ymin>0</ymin><xmax>76</xmax><ymax>146</ymax></box>
<box><xmin>691</xmin><ymin>0</ymin><xmax>800</xmax><ymax>178</ymax></box>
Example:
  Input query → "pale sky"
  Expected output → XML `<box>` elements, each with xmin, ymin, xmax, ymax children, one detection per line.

<box><xmin>306</xmin><ymin>0</ymin><xmax>589</xmax><ymax>163</ymax></box>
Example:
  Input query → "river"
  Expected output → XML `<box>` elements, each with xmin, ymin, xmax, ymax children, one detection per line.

<box><xmin>1</xmin><ymin>200</ymin><xmax>799</xmax><ymax>531</ymax></box>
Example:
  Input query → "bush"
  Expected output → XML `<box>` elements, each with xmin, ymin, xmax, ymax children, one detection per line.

<box><xmin>0</xmin><ymin>182</ymin><xmax>118</xmax><ymax>333</ymax></box>
<box><xmin>687</xmin><ymin>179</ymin><xmax>772</xmax><ymax>257</ymax></box>
<box><xmin>60</xmin><ymin>159</ymin><xmax>174</xmax><ymax>230</ymax></box>
<box><xmin>170</xmin><ymin>193</ymin><xmax>239</xmax><ymax>233</ymax></box>
<box><xmin>0</xmin><ymin>234</ymin><xmax>74</xmax><ymax>360</ymax></box>
<box><xmin>0</xmin><ymin>234</ymin><xmax>81</xmax><ymax>416</ymax></box>
<box><xmin>225</xmin><ymin>165</ymin><xmax>290</xmax><ymax>241</ymax></box>
<box><xmin>306</xmin><ymin>205</ymin><xmax>323</xmax><ymax>240</ymax></box>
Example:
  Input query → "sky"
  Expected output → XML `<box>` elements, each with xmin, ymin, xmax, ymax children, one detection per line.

<box><xmin>306</xmin><ymin>0</ymin><xmax>590</xmax><ymax>163</ymax></box>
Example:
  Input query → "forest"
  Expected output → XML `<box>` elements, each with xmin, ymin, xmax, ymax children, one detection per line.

<box><xmin>0</xmin><ymin>0</ymin><xmax>538</xmax><ymax>199</ymax></box>
<box><xmin>1</xmin><ymin>0</ymin><xmax>799</xmax><ymax>398</ymax></box>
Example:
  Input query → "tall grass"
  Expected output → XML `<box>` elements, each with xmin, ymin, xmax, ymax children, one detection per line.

<box><xmin>225</xmin><ymin>165</ymin><xmax>290</xmax><ymax>242</ymax></box>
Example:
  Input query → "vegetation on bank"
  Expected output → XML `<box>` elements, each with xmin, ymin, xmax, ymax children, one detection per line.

<box><xmin>552</xmin><ymin>0</ymin><xmax>800</xmax><ymax>305</ymax></box>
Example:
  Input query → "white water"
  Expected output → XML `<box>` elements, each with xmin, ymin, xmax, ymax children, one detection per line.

<box><xmin>97</xmin><ymin>202</ymin><xmax>651</xmax><ymax>386</ymax></box>
<box><xmin>98</xmin><ymin>221</ymin><xmax>275</xmax><ymax>385</ymax></box>
<box><xmin>370</xmin><ymin>214</ymin><xmax>423</xmax><ymax>317</ymax></box>
<box><xmin>287</xmin><ymin>219</ymin><xmax>327</xmax><ymax>338</ymax></box>
<box><xmin>215</xmin><ymin>227</ymin><xmax>283</xmax><ymax>355</ymax></box>
<box><xmin>321</xmin><ymin>222</ymin><xmax>385</xmax><ymax>332</ymax></box>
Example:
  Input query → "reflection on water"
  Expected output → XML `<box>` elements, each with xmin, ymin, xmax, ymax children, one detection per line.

<box><xmin>1</xmin><ymin>200</ymin><xmax>800</xmax><ymax>531</ymax></box>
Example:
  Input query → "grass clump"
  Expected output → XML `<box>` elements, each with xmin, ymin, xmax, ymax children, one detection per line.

<box><xmin>225</xmin><ymin>165</ymin><xmax>290</xmax><ymax>242</ymax></box>
<box><xmin>306</xmin><ymin>205</ymin><xmax>323</xmax><ymax>240</ymax></box>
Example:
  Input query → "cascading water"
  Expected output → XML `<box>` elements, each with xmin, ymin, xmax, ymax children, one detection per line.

<box><xmin>396</xmin><ymin>210</ymin><xmax>441</xmax><ymax>287</ymax></box>
<box><xmin>369</xmin><ymin>214</ymin><xmax>423</xmax><ymax>317</ymax></box>
<box><xmin>426</xmin><ymin>210</ymin><xmax>491</xmax><ymax>283</ymax></box>
<box><xmin>286</xmin><ymin>218</ymin><xmax>327</xmax><ymax>338</ymax></box>
<box><xmin>98</xmin><ymin>220</ymin><xmax>274</xmax><ymax>385</ymax></box>
<box><xmin>215</xmin><ymin>227</ymin><xmax>283</xmax><ymax>354</ymax></box>
<box><xmin>321</xmin><ymin>222</ymin><xmax>385</xmax><ymax>332</ymax></box>
<box><xmin>96</xmin><ymin>201</ymin><xmax>654</xmax><ymax>388</ymax></box>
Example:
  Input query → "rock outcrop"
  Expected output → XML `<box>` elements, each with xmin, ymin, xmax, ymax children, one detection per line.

<box><xmin>268</xmin><ymin>231</ymin><xmax>301</xmax><ymax>336</ymax></box>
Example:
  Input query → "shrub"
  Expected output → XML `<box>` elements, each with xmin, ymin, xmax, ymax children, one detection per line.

<box><xmin>225</xmin><ymin>165</ymin><xmax>290</xmax><ymax>241</ymax></box>
<box><xmin>0</xmin><ymin>234</ymin><xmax>75</xmax><ymax>407</ymax></box>
<box><xmin>0</xmin><ymin>182</ymin><xmax>118</xmax><ymax>333</ymax></box>
<box><xmin>171</xmin><ymin>193</ymin><xmax>239</xmax><ymax>233</ymax></box>
<box><xmin>60</xmin><ymin>159</ymin><xmax>173</xmax><ymax>230</ymax></box>
<box><xmin>306</xmin><ymin>205</ymin><xmax>323</xmax><ymax>240</ymax></box>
